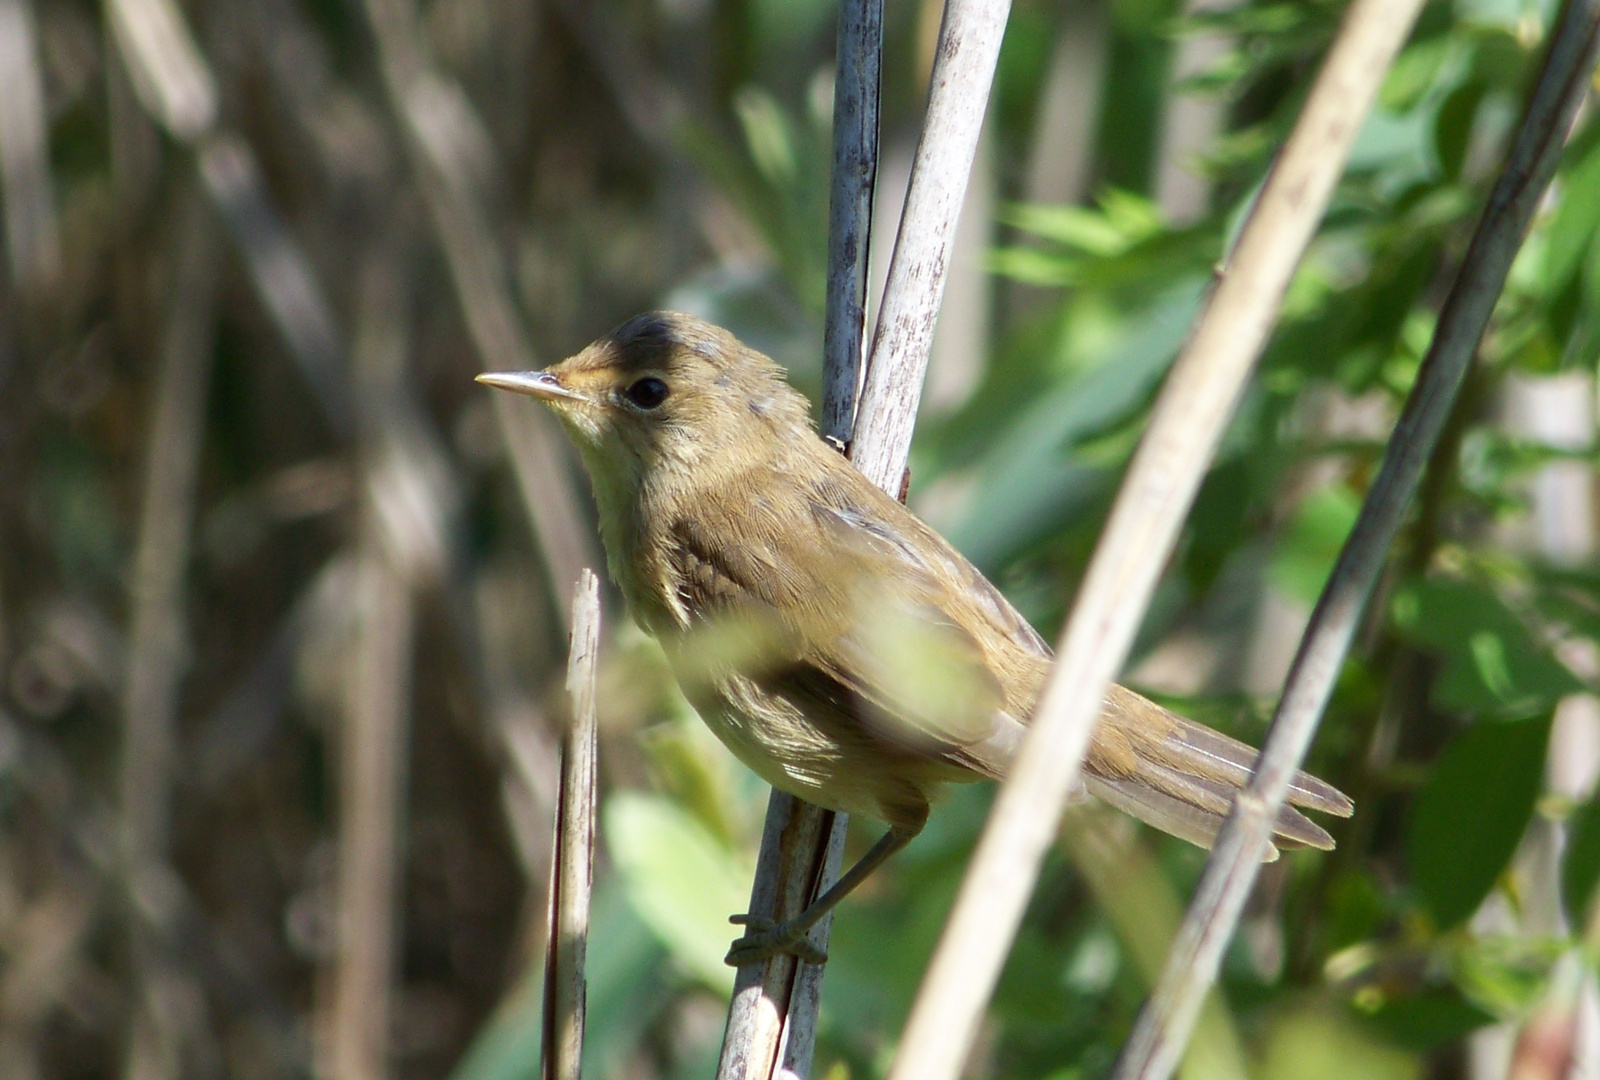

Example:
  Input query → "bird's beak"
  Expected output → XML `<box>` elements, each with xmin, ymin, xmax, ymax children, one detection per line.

<box><xmin>476</xmin><ymin>369</ymin><xmax>587</xmax><ymax>402</ymax></box>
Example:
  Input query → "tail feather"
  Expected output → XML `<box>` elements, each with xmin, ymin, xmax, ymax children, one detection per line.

<box><xmin>1082</xmin><ymin>775</ymin><xmax>1345</xmax><ymax>858</ymax></box>
<box><xmin>1090</xmin><ymin>684</ymin><xmax>1352</xmax><ymax>853</ymax></box>
<box><xmin>1158</xmin><ymin>713</ymin><xmax>1353</xmax><ymax>818</ymax></box>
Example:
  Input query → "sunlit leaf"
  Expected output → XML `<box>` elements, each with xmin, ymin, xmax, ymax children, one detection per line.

<box><xmin>604</xmin><ymin>792</ymin><xmax>755</xmax><ymax>993</ymax></box>
<box><xmin>1390</xmin><ymin>578</ymin><xmax>1581</xmax><ymax>716</ymax></box>
<box><xmin>1257</xmin><ymin>1001</ymin><xmax>1420</xmax><ymax>1080</ymax></box>
<box><xmin>1270</xmin><ymin>486</ymin><xmax>1361</xmax><ymax>604</ymax></box>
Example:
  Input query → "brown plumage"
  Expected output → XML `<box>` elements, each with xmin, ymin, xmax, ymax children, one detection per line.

<box><xmin>479</xmin><ymin>311</ymin><xmax>1352</xmax><ymax>964</ymax></box>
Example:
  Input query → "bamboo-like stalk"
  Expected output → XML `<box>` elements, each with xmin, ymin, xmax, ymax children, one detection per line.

<box><xmin>883</xmin><ymin>0</ymin><xmax>1428</xmax><ymax>1073</ymax></box>
<box><xmin>851</xmin><ymin>0</ymin><xmax>1013</xmax><ymax>492</ymax></box>
<box><xmin>821</xmin><ymin>0</ymin><xmax>884</xmax><ymax>443</ymax></box>
<box><xmin>714</xmin><ymin>4</ymin><xmax>884</xmax><ymax>1078</ymax></box>
<box><xmin>118</xmin><ymin>193</ymin><xmax>219</xmax><ymax>1080</ymax></box>
<box><xmin>322</xmin><ymin>253</ymin><xmax>420</xmax><ymax>1080</ymax></box>
<box><xmin>1113</xmin><ymin>3</ymin><xmax>1600</xmax><ymax>1077</ymax></box>
<box><xmin>0</xmin><ymin>0</ymin><xmax>61</xmax><ymax>294</ymax></box>
<box><xmin>541</xmin><ymin>571</ymin><xmax>600</xmax><ymax>1080</ymax></box>
<box><xmin>327</xmin><ymin>551</ymin><xmax>414</xmax><ymax>1080</ymax></box>
<box><xmin>119</xmin><ymin>195</ymin><xmax>217</xmax><ymax>871</ymax></box>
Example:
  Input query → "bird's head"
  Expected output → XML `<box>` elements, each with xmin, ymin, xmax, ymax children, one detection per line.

<box><xmin>478</xmin><ymin>311</ymin><xmax>814</xmax><ymax>502</ymax></box>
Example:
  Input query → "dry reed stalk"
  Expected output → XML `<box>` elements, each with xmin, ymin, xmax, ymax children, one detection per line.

<box><xmin>0</xmin><ymin>0</ymin><xmax>61</xmax><ymax>294</ymax></box>
<box><xmin>117</xmin><ymin>195</ymin><xmax>218</xmax><ymax>1080</ymax></box>
<box><xmin>321</xmin><ymin>256</ymin><xmax>420</xmax><ymax>1080</ymax></box>
<box><xmin>885</xmin><ymin>0</ymin><xmax>1429</xmax><ymax>1072</ymax></box>
<box><xmin>715</xmin><ymin>4</ymin><xmax>886</xmax><ymax>1079</ymax></box>
<box><xmin>852</xmin><ymin>0</ymin><xmax>1013</xmax><ymax>492</ymax></box>
<box><xmin>821</xmin><ymin>0</ymin><xmax>885</xmax><ymax>442</ymax></box>
<box><xmin>119</xmin><ymin>195</ymin><xmax>217</xmax><ymax>873</ymax></box>
<box><xmin>541</xmin><ymin>571</ymin><xmax>601</xmax><ymax>1080</ymax></box>
<box><xmin>1113</xmin><ymin>2</ymin><xmax>1600</xmax><ymax>1075</ymax></box>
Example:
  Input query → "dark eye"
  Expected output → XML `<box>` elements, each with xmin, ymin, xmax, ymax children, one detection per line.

<box><xmin>624</xmin><ymin>377</ymin><xmax>670</xmax><ymax>409</ymax></box>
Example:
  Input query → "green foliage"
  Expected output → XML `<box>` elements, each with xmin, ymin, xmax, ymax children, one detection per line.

<box><xmin>1408</xmin><ymin>713</ymin><xmax>1551</xmax><ymax>928</ymax></box>
<box><xmin>604</xmin><ymin>792</ymin><xmax>756</xmax><ymax>993</ymax></box>
<box><xmin>1391</xmin><ymin>578</ymin><xmax>1582</xmax><ymax>716</ymax></box>
<box><xmin>1561</xmin><ymin>794</ymin><xmax>1600</xmax><ymax>926</ymax></box>
<box><xmin>18</xmin><ymin>0</ymin><xmax>1600</xmax><ymax>1070</ymax></box>
<box><xmin>602</xmin><ymin>0</ymin><xmax>1600</xmax><ymax>1063</ymax></box>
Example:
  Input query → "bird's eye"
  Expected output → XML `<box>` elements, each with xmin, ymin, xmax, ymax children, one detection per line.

<box><xmin>624</xmin><ymin>376</ymin><xmax>670</xmax><ymax>409</ymax></box>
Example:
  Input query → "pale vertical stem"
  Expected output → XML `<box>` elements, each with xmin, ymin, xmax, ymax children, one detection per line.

<box><xmin>323</xmin><ymin>258</ymin><xmax>420</xmax><ymax>1080</ymax></box>
<box><xmin>1154</xmin><ymin>0</ymin><xmax>1238</xmax><ymax>226</ymax></box>
<box><xmin>119</xmin><ymin>195</ymin><xmax>218</xmax><ymax>1080</ymax></box>
<box><xmin>1023</xmin><ymin>0</ymin><xmax>1107</xmax><ymax>208</ymax></box>
<box><xmin>541</xmin><ymin>571</ymin><xmax>600</xmax><ymax>1080</ymax></box>
<box><xmin>821</xmin><ymin>0</ymin><xmax>884</xmax><ymax>442</ymax></box>
<box><xmin>716</xmin><ymin>794</ymin><xmax>844</xmax><ymax>1080</ymax></box>
<box><xmin>119</xmin><ymin>196</ymin><xmax>218</xmax><ymax>868</ymax></box>
<box><xmin>328</xmin><ymin>555</ymin><xmax>414</xmax><ymax>1080</ymax></box>
<box><xmin>1113</xmin><ymin>2</ymin><xmax>1600</xmax><ymax>1077</ymax></box>
<box><xmin>0</xmin><ymin>0</ymin><xmax>61</xmax><ymax>293</ymax></box>
<box><xmin>716</xmin><ymin>3</ymin><xmax>885</xmax><ymax>1078</ymax></box>
<box><xmin>885</xmin><ymin>0</ymin><xmax>1428</xmax><ymax>1072</ymax></box>
<box><xmin>853</xmin><ymin>0</ymin><xmax>1012</xmax><ymax>492</ymax></box>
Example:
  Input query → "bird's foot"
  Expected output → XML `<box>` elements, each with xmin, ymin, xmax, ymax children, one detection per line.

<box><xmin>724</xmin><ymin>913</ymin><xmax>828</xmax><ymax>966</ymax></box>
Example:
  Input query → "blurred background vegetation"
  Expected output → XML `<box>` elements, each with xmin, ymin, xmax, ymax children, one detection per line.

<box><xmin>3</xmin><ymin>0</ymin><xmax>1600</xmax><ymax>1076</ymax></box>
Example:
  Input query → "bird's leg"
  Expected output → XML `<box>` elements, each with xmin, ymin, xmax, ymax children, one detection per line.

<box><xmin>725</xmin><ymin>825</ymin><xmax>916</xmax><ymax>966</ymax></box>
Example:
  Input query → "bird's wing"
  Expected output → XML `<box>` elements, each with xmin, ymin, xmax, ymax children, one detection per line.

<box><xmin>798</xmin><ymin>467</ymin><xmax>1356</xmax><ymax>847</ymax></box>
<box><xmin>664</xmin><ymin>472</ymin><xmax>1016</xmax><ymax>767</ymax></box>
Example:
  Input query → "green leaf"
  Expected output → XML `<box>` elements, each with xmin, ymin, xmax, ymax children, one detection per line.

<box><xmin>945</xmin><ymin>281</ymin><xmax>1203</xmax><ymax>570</ymax></box>
<box><xmin>1562</xmin><ymin>796</ymin><xmax>1600</xmax><ymax>925</ymax></box>
<box><xmin>1546</xmin><ymin>139</ymin><xmax>1600</xmax><ymax>295</ymax></box>
<box><xmin>1408</xmin><ymin>713</ymin><xmax>1552</xmax><ymax>928</ymax></box>
<box><xmin>1002</xmin><ymin>203</ymin><xmax>1138</xmax><ymax>256</ymax></box>
<box><xmin>1257</xmin><ymin>1002</ymin><xmax>1421</xmax><ymax>1080</ymax></box>
<box><xmin>1354</xmin><ymin>989</ymin><xmax>1497</xmax><ymax>1050</ymax></box>
<box><xmin>1450</xmin><ymin>933</ymin><xmax>1566</xmax><ymax>1016</ymax></box>
<box><xmin>1434</xmin><ymin>82</ymin><xmax>1486</xmax><ymax>181</ymax></box>
<box><xmin>1389</xmin><ymin>578</ymin><xmax>1581</xmax><ymax>716</ymax></box>
<box><xmin>1270</xmin><ymin>486</ymin><xmax>1361</xmax><ymax>604</ymax></box>
<box><xmin>1380</xmin><ymin>38</ymin><xmax>1453</xmax><ymax>112</ymax></box>
<box><xmin>604</xmin><ymin>792</ymin><xmax>755</xmax><ymax>993</ymax></box>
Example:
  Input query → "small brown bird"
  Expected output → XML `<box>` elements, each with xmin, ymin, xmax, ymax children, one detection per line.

<box><xmin>480</xmin><ymin>312</ymin><xmax>1352</xmax><ymax>965</ymax></box>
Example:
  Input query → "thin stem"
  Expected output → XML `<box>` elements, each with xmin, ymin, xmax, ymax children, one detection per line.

<box><xmin>821</xmin><ymin>0</ymin><xmax>884</xmax><ymax>444</ymax></box>
<box><xmin>885</xmin><ymin>0</ymin><xmax>1429</xmax><ymax>1072</ymax></box>
<box><xmin>1113</xmin><ymin>3</ymin><xmax>1600</xmax><ymax>1076</ymax></box>
<box><xmin>0</xmin><ymin>0</ymin><xmax>61</xmax><ymax>293</ymax></box>
<box><xmin>119</xmin><ymin>192</ymin><xmax>218</xmax><ymax>1080</ymax></box>
<box><xmin>852</xmin><ymin>0</ymin><xmax>1014</xmax><ymax>493</ymax></box>
<box><xmin>541</xmin><ymin>571</ymin><xmax>601</xmax><ymax>1080</ymax></box>
<box><xmin>715</xmin><ymin>3</ymin><xmax>890</xmax><ymax>1078</ymax></box>
<box><xmin>323</xmin><ymin>253</ymin><xmax>420</xmax><ymax>1080</ymax></box>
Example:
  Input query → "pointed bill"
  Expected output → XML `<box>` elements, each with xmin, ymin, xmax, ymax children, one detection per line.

<box><xmin>476</xmin><ymin>369</ymin><xmax>586</xmax><ymax>402</ymax></box>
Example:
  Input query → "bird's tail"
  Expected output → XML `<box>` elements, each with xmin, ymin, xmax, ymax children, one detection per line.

<box><xmin>1084</xmin><ymin>684</ymin><xmax>1353</xmax><ymax>859</ymax></box>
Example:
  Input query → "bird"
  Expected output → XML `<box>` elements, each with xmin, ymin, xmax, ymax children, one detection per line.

<box><xmin>478</xmin><ymin>311</ymin><xmax>1353</xmax><ymax>965</ymax></box>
